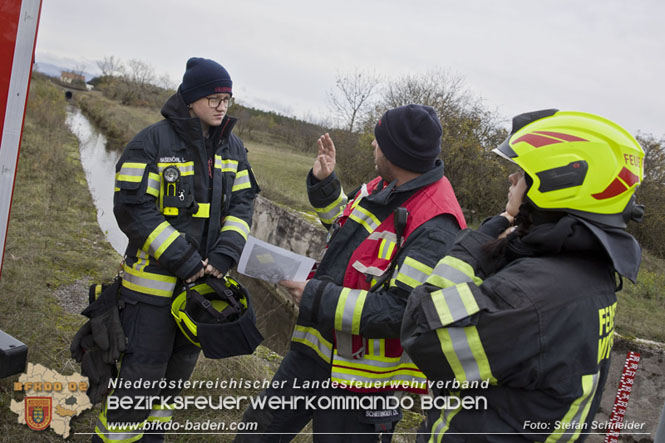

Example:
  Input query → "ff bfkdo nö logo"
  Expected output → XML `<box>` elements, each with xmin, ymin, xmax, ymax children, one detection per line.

<box><xmin>25</xmin><ymin>397</ymin><xmax>52</xmax><ymax>431</ymax></box>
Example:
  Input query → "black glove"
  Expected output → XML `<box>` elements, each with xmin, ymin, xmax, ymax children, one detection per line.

<box><xmin>80</xmin><ymin>339</ymin><xmax>117</xmax><ymax>404</ymax></box>
<box><xmin>81</xmin><ymin>277</ymin><xmax>126</xmax><ymax>363</ymax></box>
<box><xmin>71</xmin><ymin>326</ymin><xmax>117</xmax><ymax>404</ymax></box>
<box><xmin>90</xmin><ymin>306</ymin><xmax>125</xmax><ymax>363</ymax></box>
<box><xmin>70</xmin><ymin>320</ymin><xmax>92</xmax><ymax>362</ymax></box>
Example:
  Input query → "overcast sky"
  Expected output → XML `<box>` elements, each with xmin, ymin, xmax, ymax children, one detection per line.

<box><xmin>35</xmin><ymin>0</ymin><xmax>664</xmax><ymax>137</ymax></box>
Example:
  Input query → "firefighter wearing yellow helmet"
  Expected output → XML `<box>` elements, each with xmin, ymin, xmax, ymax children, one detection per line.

<box><xmin>402</xmin><ymin>109</ymin><xmax>644</xmax><ymax>442</ymax></box>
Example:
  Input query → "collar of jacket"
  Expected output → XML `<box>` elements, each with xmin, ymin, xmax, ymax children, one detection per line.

<box><xmin>160</xmin><ymin>92</ymin><xmax>238</xmax><ymax>147</ymax></box>
<box><xmin>506</xmin><ymin>215</ymin><xmax>641</xmax><ymax>283</ymax></box>
<box><xmin>367</xmin><ymin>158</ymin><xmax>445</xmax><ymax>205</ymax></box>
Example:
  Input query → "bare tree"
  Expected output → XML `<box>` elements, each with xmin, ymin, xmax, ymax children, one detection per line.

<box><xmin>97</xmin><ymin>55</ymin><xmax>123</xmax><ymax>77</ymax></box>
<box><xmin>158</xmin><ymin>72</ymin><xmax>177</xmax><ymax>91</ymax></box>
<box><xmin>328</xmin><ymin>69</ymin><xmax>380</xmax><ymax>133</ymax></box>
<box><xmin>126</xmin><ymin>59</ymin><xmax>155</xmax><ymax>88</ymax></box>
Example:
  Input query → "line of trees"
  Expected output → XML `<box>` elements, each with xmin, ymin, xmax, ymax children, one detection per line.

<box><xmin>92</xmin><ymin>55</ymin><xmax>175</xmax><ymax>107</ymax></box>
<box><xmin>328</xmin><ymin>68</ymin><xmax>665</xmax><ymax>252</ymax></box>
<box><xmin>87</xmin><ymin>56</ymin><xmax>665</xmax><ymax>255</ymax></box>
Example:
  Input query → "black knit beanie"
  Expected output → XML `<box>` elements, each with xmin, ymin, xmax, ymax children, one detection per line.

<box><xmin>374</xmin><ymin>104</ymin><xmax>442</xmax><ymax>173</ymax></box>
<box><xmin>179</xmin><ymin>57</ymin><xmax>232</xmax><ymax>105</ymax></box>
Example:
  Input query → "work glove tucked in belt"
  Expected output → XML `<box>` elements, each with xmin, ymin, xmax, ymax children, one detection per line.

<box><xmin>70</xmin><ymin>276</ymin><xmax>125</xmax><ymax>404</ymax></box>
<box><xmin>70</xmin><ymin>324</ymin><xmax>117</xmax><ymax>404</ymax></box>
<box><xmin>80</xmin><ymin>277</ymin><xmax>126</xmax><ymax>363</ymax></box>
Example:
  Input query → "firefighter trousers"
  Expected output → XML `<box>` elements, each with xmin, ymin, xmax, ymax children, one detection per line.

<box><xmin>235</xmin><ymin>350</ymin><xmax>400</xmax><ymax>443</ymax></box>
<box><xmin>92</xmin><ymin>296</ymin><xmax>200</xmax><ymax>443</ymax></box>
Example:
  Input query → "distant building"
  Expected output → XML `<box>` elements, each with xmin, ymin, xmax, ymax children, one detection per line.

<box><xmin>60</xmin><ymin>71</ymin><xmax>85</xmax><ymax>84</ymax></box>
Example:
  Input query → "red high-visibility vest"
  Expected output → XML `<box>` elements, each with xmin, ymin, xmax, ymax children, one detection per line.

<box><xmin>330</xmin><ymin>176</ymin><xmax>466</xmax><ymax>393</ymax></box>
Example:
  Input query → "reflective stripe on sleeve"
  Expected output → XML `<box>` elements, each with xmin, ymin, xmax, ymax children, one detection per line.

<box><xmin>429</xmin><ymin>283</ymin><xmax>480</xmax><ymax>327</ymax></box>
<box><xmin>232</xmin><ymin>169</ymin><xmax>251</xmax><ymax>192</ymax></box>
<box><xmin>116</xmin><ymin>162</ymin><xmax>146</xmax><ymax>183</ymax></box>
<box><xmin>143</xmin><ymin>221</ymin><xmax>180</xmax><ymax>260</ymax></box>
<box><xmin>394</xmin><ymin>256</ymin><xmax>433</xmax><ymax>289</ymax></box>
<box><xmin>427</xmin><ymin>255</ymin><xmax>483</xmax><ymax>289</ymax></box>
<box><xmin>435</xmin><ymin>326</ymin><xmax>497</xmax><ymax>384</ymax></box>
<box><xmin>335</xmin><ymin>288</ymin><xmax>368</xmax><ymax>334</ymax></box>
<box><xmin>291</xmin><ymin>325</ymin><xmax>333</xmax><ymax>362</ymax></box>
<box><xmin>314</xmin><ymin>188</ymin><xmax>348</xmax><ymax>224</ymax></box>
<box><xmin>221</xmin><ymin>216</ymin><xmax>250</xmax><ymax>240</ymax></box>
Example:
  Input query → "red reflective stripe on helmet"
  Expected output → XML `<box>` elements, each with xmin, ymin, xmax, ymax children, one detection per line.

<box><xmin>512</xmin><ymin>133</ymin><xmax>563</xmax><ymax>147</ymax></box>
<box><xmin>533</xmin><ymin>131</ymin><xmax>588</xmax><ymax>142</ymax></box>
<box><xmin>592</xmin><ymin>178</ymin><xmax>627</xmax><ymax>200</ymax></box>
<box><xmin>618</xmin><ymin>167</ymin><xmax>640</xmax><ymax>187</ymax></box>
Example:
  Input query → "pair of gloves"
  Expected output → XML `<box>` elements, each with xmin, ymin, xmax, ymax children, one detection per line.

<box><xmin>70</xmin><ymin>278</ymin><xmax>125</xmax><ymax>404</ymax></box>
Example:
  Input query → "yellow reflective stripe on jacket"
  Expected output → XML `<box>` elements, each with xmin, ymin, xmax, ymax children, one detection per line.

<box><xmin>314</xmin><ymin>188</ymin><xmax>348</xmax><ymax>224</ymax></box>
<box><xmin>544</xmin><ymin>372</ymin><xmax>600</xmax><ymax>443</ymax></box>
<box><xmin>143</xmin><ymin>221</ymin><xmax>180</xmax><ymax>260</ymax></box>
<box><xmin>428</xmin><ymin>392</ymin><xmax>464</xmax><ymax>443</ymax></box>
<box><xmin>430</xmin><ymin>283</ymin><xmax>480</xmax><ymax>327</ymax></box>
<box><xmin>157</xmin><ymin>162</ymin><xmax>194</xmax><ymax>176</ymax></box>
<box><xmin>349</xmin><ymin>205</ymin><xmax>381</xmax><ymax>234</ymax></box>
<box><xmin>214</xmin><ymin>155</ymin><xmax>238</xmax><ymax>173</ymax></box>
<box><xmin>334</xmin><ymin>288</ymin><xmax>368</xmax><ymax>335</ymax></box>
<box><xmin>378</xmin><ymin>238</ymin><xmax>396</xmax><ymax>260</ymax></box>
<box><xmin>122</xmin><ymin>264</ymin><xmax>177</xmax><ymax>298</ymax></box>
<box><xmin>291</xmin><ymin>325</ymin><xmax>333</xmax><ymax>362</ymax></box>
<box><xmin>221</xmin><ymin>216</ymin><xmax>250</xmax><ymax>240</ymax></box>
<box><xmin>331</xmin><ymin>358</ymin><xmax>427</xmax><ymax>391</ymax></box>
<box><xmin>427</xmin><ymin>255</ymin><xmax>483</xmax><ymax>289</ymax></box>
<box><xmin>132</xmin><ymin>249</ymin><xmax>150</xmax><ymax>272</ymax></box>
<box><xmin>232</xmin><ymin>169</ymin><xmax>251</xmax><ymax>192</ymax></box>
<box><xmin>116</xmin><ymin>162</ymin><xmax>146</xmax><ymax>183</ymax></box>
<box><xmin>146</xmin><ymin>172</ymin><xmax>160</xmax><ymax>198</ymax></box>
<box><xmin>436</xmin><ymin>325</ymin><xmax>497</xmax><ymax>384</ymax></box>
<box><xmin>394</xmin><ymin>256</ymin><xmax>433</xmax><ymax>289</ymax></box>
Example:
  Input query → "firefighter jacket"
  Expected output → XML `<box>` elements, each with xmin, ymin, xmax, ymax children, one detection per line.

<box><xmin>401</xmin><ymin>214</ymin><xmax>641</xmax><ymax>442</ymax></box>
<box><xmin>291</xmin><ymin>160</ymin><xmax>466</xmax><ymax>393</ymax></box>
<box><xmin>113</xmin><ymin>92</ymin><xmax>258</xmax><ymax>306</ymax></box>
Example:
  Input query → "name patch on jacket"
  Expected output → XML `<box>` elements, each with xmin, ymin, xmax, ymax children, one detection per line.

<box><xmin>160</xmin><ymin>156</ymin><xmax>185</xmax><ymax>163</ymax></box>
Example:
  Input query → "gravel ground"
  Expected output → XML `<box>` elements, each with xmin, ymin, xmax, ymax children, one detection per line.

<box><xmin>54</xmin><ymin>277</ymin><xmax>92</xmax><ymax>315</ymax></box>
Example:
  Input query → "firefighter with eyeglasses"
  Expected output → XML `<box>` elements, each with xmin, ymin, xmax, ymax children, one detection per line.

<box><xmin>71</xmin><ymin>57</ymin><xmax>260</xmax><ymax>442</ymax></box>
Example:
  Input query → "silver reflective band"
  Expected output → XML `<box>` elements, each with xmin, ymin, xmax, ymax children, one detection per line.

<box><xmin>122</xmin><ymin>271</ymin><xmax>177</xmax><ymax>293</ymax></box>
<box><xmin>431</xmin><ymin>262</ymin><xmax>475</xmax><ymax>285</ymax></box>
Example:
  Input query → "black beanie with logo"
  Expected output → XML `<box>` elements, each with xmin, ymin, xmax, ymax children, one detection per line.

<box><xmin>374</xmin><ymin>104</ymin><xmax>442</xmax><ymax>173</ymax></box>
<box><xmin>179</xmin><ymin>57</ymin><xmax>232</xmax><ymax>105</ymax></box>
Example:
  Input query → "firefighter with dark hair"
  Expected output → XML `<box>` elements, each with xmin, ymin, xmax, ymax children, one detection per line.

<box><xmin>238</xmin><ymin>104</ymin><xmax>466</xmax><ymax>441</ymax></box>
<box><xmin>401</xmin><ymin>110</ymin><xmax>644</xmax><ymax>442</ymax></box>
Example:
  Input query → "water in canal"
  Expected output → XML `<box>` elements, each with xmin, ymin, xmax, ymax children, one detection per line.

<box><xmin>65</xmin><ymin>106</ymin><xmax>127</xmax><ymax>255</ymax></box>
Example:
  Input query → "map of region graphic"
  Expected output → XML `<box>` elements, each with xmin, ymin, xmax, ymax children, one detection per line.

<box><xmin>10</xmin><ymin>363</ymin><xmax>93</xmax><ymax>438</ymax></box>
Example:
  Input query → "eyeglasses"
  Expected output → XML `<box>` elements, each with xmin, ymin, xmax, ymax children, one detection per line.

<box><xmin>207</xmin><ymin>96</ymin><xmax>234</xmax><ymax>109</ymax></box>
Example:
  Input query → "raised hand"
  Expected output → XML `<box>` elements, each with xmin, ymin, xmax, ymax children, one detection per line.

<box><xmin>313</xmin><ymin>133</ymin><xmax>336</xmax><ymax>180</ymax></box>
